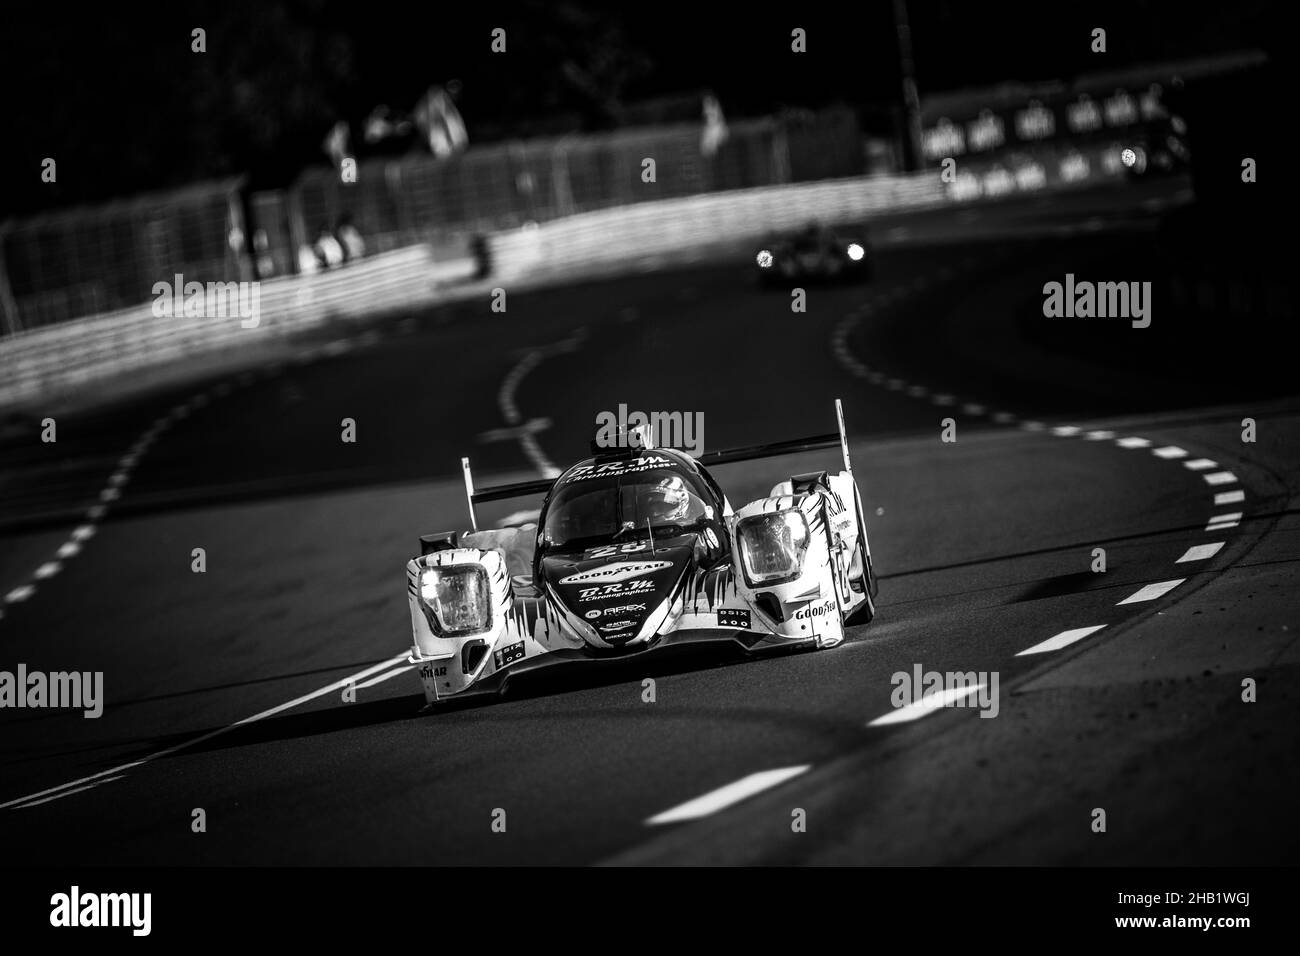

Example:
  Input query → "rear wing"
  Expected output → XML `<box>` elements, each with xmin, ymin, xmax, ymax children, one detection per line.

<box><xmin>459</xmin><ymin>399</ymin><xmax>853</xmax><ymax>530</ymax></box>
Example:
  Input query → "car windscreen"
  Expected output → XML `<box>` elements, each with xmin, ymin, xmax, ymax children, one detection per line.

<box><xmin>541</xmin><ymin>468</ymin><xmax>712</xmax><ymax>550</ymax></box>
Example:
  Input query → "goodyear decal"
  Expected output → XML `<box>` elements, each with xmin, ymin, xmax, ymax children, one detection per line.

<box><xmin>793</xmin><ymin>599</ymin><xmax>836</xmax><ymax>621</ymax></box>
<box><xmin>559</xmin><ymin>561</ymin><xmax>672</xmax><ymax>585</ymax></box>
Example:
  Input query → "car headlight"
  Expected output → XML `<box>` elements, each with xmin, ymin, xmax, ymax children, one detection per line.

<box><xmin>736</xmin><ymin>510</ymin><xmax>810</xmax><ymax>585</ymax></box>
<box><xmin>420</xmin><ymin>565</ymin><xmax>491</xmax><ymax>635</ymax></box>
<box><xmin>846</xmin><ymin>243</ymin><xmax>865</xmax><ymax>261</ymax></box>
<box><xmin>756</xmin><ymin>249</ymin><xmax>773</xmax><ymax>268</ymax></box>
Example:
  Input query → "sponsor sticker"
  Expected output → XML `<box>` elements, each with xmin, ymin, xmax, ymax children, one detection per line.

<box><xmin>578</xmin><ymin>579</ymin><xmax>655</xmax><ymax>601</ymax></box>
<box><xmin>587</xmin><ymin>604</ymin><xmax>647</xmax><ymax>620</ymax></box>
<box><xmin>601</xmin><ymin>604</ymin><xmax>646</xmax><ymax>617</ymax></box>
<box><xmin>793</xmin><ymin>599</ymin><xmax>836</xmax><ymax>621</ymax></box>
<box><xmin>559</xmin><ymin>561</ymin><xmax>672</xmax><ymax>585</ymax></box>
<box><xmin>562</xmin><ymin>456</ymin><xmax>672</xmax><ymax>483</ymax></box>
<box><xmin>493</xmin><ymin>641</ymin><xmax>526</xmax><ymax>668</ymax></box>
<box><xmin>717</xmin><ymin>608</ymin><xmax>751</xmax><ymax>629</ymax></box>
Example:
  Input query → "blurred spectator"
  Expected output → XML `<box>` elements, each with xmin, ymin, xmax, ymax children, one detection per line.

<box><xmin>253</xmin><ymin>229</ymin><xmax>275</xmax><ymax>279</ymax></box>
<box><xmin>297</xmin><ymin>244</ymin><xmax>320</xmax><ymax>275</ymax></box>
<box><xmin>414</xmin><ymin>85</ymin><xmax>468</xmax><ymax>158</ymax></box>
<box><xmin>336</xmin><ymin>215</ymin><xmax>366</xmax><ymax>262</ymax></box>
<box><xmin>313</xmin><ymin>224</ymin><xmax>345</xmax><ymax>269</ymax></box>
<box><xmin>364</xmin><ymin>104</ymin><xmax>412</xmax><ymax>144</ymax></box>
<box><xmin>701</xmin><ymin>92</ymin><xmax>729</xmax><ymax>157</ymax></box>
<box><xmin>322</xmin><ymin>121</ymin><xmax>351</xmax><ymax>168</ymax></box>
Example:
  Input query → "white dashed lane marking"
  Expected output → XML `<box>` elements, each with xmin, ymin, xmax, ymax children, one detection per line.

<box><xmin>1177</xmin><ymin>542</ymin><xmax>1225</xmax><ymax>563</ymax></box>
<box><xmin>1</xmin><ymin>374</ymin><xmax>256</xmax><ymax>625</ymax></box>
<box><xmin>646</xmin><ymin>766</ymin><xmax>811</xmax><ymax>826</ymax></box>
<box><xmin>868</xmin><ymin>684</ymin><xmax>986</xmax><ymax>726</ymax></box>
<box><xmin>1017</xmin><ymin>625</ymin><xmax>1107</xmax><ymax>656</ymax></box>
<box><xmin>1203</xmin><ymin>471</ymin><xmax>1238</xmax><ymax>486</ymax></box>
<box><xmin>497</xmin><ymin>334</ymin><xmax>588</xmax><ymax>480</ymax></box>
<box><xmin>1207</xmin><ymin>513</ymin><xmax>1241</xmax><ymax>531</ymax></box>
<box><xmin>822</xmin><ymin>289</ymin><xmax>1249</xmax><ymax>695</ymax></box>
<box><xmin>1117</xmin><ymin>579</ymin><xmax>1186</xmax><ymax>605</ymax></box>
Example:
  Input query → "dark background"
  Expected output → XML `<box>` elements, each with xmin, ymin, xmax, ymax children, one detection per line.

<box><xmin>2</xmin><ymin>0</ymin><xmax>1292</xmax><ymax>216</ymax></box>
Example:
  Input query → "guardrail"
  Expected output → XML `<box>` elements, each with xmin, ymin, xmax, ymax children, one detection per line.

<box><xmin>0</xmin><ymin>155</ymin><xmax>1121</xmax><ymax>411</ymax></box>
<box><xmin>0</xmin><ymin>249</ymin><xmax>474</xmax><ymax>408</ymax></box>
<box><xmin>489</xmin><ymin>173</ymin><xmax>947</xmax><ymax>281</ymax></box>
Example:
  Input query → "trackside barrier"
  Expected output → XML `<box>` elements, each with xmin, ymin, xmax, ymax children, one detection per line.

<box><xmin>0</xmin><ymin>249</ymin><xmax>474</xmax><ymax>408</ymax></box>
<box><xmin>1</xmin><ymin>156</ymin><xmax>1120</xmax><ymax>410</ymax></box>
<box><xmin>488</xmin><ymin>173</ymin><xmax>947</xmax><ymax>282</ymax></box>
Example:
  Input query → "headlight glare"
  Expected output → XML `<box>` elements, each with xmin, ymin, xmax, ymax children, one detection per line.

<box><xmin>420</xmin><ymin>564</ymin><xmax>491</xmax><ymax>635</ymax></box>
<box><xmin>737</xmin><ymin>510</ymin><xmax>810</xmax><ymax>584</ymax></box>
<box><xmin>846</xmin><ymin>242</ymin><xmax>865</xmax><ymax>261</ymax></box>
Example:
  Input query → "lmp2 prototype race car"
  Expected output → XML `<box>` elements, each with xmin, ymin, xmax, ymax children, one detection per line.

<box><xmin>404</xmin><ymin>401</ymin><xmax>878</xmax><ymax>704</ymax></box>
<box><xmin>754</xmin><ymin>222</ymin><xmax>873</xmax><ymax>287</ymax></box>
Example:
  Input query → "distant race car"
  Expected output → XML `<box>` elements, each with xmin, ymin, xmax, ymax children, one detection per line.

<box><xmin>1122</xmin><ymin>115</ymin><xmax>1191</xmax><ymax>180</ymax></box>
<box><xmin>405</xmin><ymin>401</ymin><xmax>878</xmax><ymax>704</ymax></box>
<box><xmin>755</xmin><ymin>224</ymin><xmax>873</xmax><ymax>286</ymax></box>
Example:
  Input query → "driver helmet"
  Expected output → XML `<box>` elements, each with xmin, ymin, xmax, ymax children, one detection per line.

<box><xmin>642</xmin><ymin>475</ymin><xmax>690</xmax><ymax>524</ymax></box>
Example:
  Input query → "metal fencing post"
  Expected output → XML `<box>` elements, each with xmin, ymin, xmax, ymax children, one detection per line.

<box><xmin>551</xmin><ymin>138</ymin><xmax>575</xmax><ymax>218</ymax></box>
<box><xmin>0</xmin><ymin>223</ymin><xmax>19</xmax><ymax>336</ymax></box>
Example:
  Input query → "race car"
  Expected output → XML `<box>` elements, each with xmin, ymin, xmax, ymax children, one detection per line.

<box><xmin>405</xmin><ymin>401</ymin><xmax>878</xmax><ymax>704</ymax></box>
<box><xmin>755</xmin><ymin>223</ymin><xmax>873</xmax><ymax>287</ymax></box>
<box><xmin>1121</xmin><ymin>114</ymin><xmax>1191</xmax><ymax>180</ymax></box>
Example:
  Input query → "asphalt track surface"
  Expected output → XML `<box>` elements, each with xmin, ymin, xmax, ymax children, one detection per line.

<box><xmin>1</xmin><ymin>180</ymin><xmax>1297</xmax><ymax>864</ymax></box>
